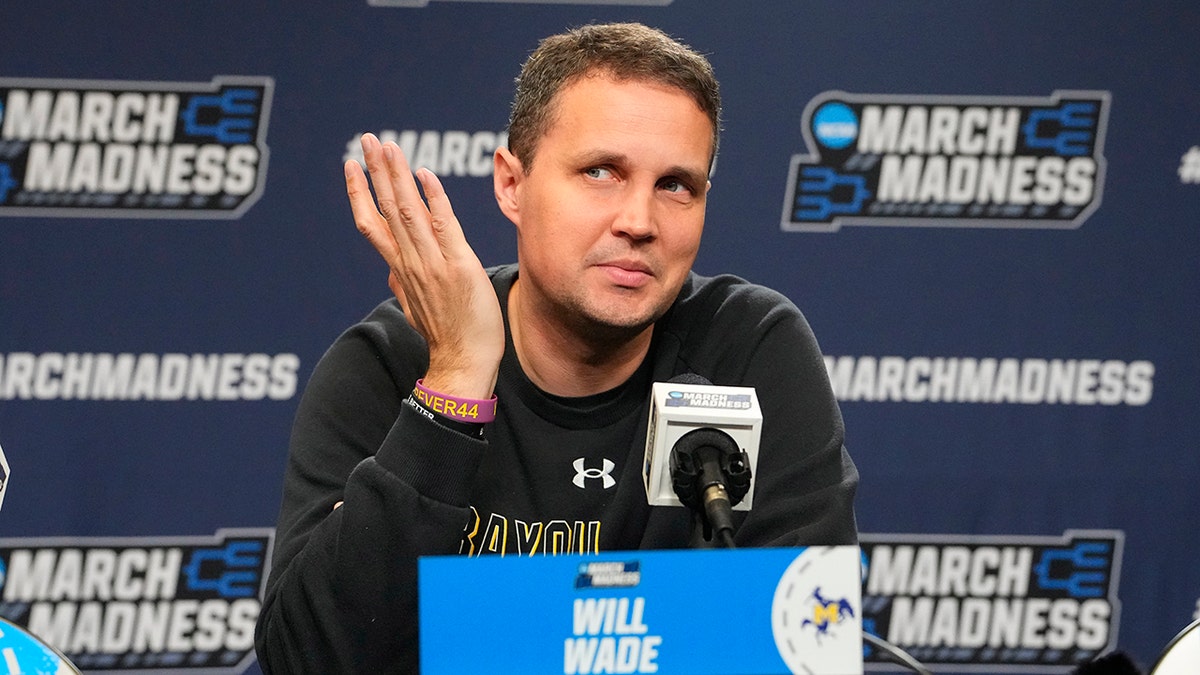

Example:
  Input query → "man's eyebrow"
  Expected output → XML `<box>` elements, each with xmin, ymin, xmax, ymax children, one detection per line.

<box><xmin>664</xmin><ymin>164</ymin><xmax>710</xmax><ymax>189</ymax></box>
<box><xmin>570</xmin><ymin>150</ymin><xmax>626</xmax><ymax>167</ymax></box>
<box><xmin>571</xmin><ymin>151</ymin><xmax>708</xmax><ymax>187</ymax></box>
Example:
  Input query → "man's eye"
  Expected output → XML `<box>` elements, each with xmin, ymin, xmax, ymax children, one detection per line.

<box><xmin>585</xmin><ymin>167</ymin><xmax>613</xmax><ymax>179</ymax></box>
<box><xmin>660</xmin><ymin>178</ymin><xmax>691</xmax><ymax>194</ymax></box>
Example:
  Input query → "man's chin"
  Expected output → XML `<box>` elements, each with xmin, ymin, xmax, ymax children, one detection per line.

<box><xmin>573</xmin><ymin>302</ymin><xmax>666</xmax><ymax>341</ymax></box>
<box><xmin>549</xmin><ymin>280</ymin><xmax>680</xmax><ymax>342</ymax></box>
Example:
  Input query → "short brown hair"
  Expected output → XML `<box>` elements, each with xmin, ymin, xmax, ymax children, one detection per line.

<box><xmin>506</xmin><ymin>22</ymin><xmax>722</xmax><ymax>171</ymax></box>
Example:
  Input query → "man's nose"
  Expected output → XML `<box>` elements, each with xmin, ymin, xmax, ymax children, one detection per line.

<box><xmin>611</xmin><ymin>191</ymin><xmax>657</xmax><ymax>240</ymax></box>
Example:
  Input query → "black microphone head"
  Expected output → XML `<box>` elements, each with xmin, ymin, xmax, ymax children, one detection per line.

<box><xmin>668</xmin><ymin>373</ymin><xmax>712</xmax><ymax>386</ymax></box>
<box><xmin>1070</xmin><ymin>652</ymin><xmax>1141</xmax><ymax>675</ymax></box>
<box><xmin>669</xmin><ymin>427</ymin><xmax>752</xmax><ymax>508</ymax></box>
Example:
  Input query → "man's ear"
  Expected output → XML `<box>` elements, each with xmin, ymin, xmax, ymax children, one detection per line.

<box><xmin>494</xmin><ymin>146</ymin><xmax>524</xmax><ymax>225</ymax></box>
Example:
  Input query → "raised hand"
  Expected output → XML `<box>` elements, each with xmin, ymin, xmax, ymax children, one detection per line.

<box><xmin>344</xmin><ymin>133</ymin><xmax>504</xmax><ymax>399</ymax></box>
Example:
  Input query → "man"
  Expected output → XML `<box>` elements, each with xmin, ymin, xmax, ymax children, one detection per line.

<box><xmin>255</xmin><ymin>22</ymin><xmax>857</xmax><ymax>673</ymax></box>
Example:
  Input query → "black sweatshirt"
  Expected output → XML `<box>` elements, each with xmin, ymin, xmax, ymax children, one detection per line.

<box><xmin>255</xmin><ymin>264</ymin><xmax>858</xmax><ymax>673</ymax></box>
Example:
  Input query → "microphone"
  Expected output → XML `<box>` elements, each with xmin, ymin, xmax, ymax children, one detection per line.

<box><xmin>642</xmin><ymin>374</ymin><xmax>762</xmax><ymax>546</ymax></box>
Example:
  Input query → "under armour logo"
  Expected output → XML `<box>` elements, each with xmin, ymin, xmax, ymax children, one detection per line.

<box><xmin>572</xmin><ymin>458</ymin><xmax>616</xmax><ymax>489</ymax></box>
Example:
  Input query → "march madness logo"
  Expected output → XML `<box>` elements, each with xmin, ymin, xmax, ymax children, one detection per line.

<box><xmin>0</xmin><ymin>529</ymin><xmax>272</xmax><ymax>673</ymax></box>
<box><xmin>782</xmin><ymin>90</ymin><xmax>1109</xmax><ymax>232</ymax></box>
<box><xmin>0</xmin><ymin>76</ymin><xmax>272</xmax><ymax>218</ymax></box>
<box><xmin>664</xmin><ymin>390</ymin><xmax>753</xmax><ymax>410</ymax></box>
<box><xmin>860</xmin><ymin>530</ymin><xmax>1123</xmax><ymax>672</ymax></box>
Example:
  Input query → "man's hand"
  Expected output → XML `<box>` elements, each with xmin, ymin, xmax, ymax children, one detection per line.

<box><xmin>345</xmin><ymin>133</ymin><xmax>503</xmax><ymax>399</ymax></box>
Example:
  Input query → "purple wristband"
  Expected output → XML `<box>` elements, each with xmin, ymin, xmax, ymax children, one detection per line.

<box><xmin>413</xmin><ymin>379</ymin><xmax>497</xmax><ymax>423</ymax></box>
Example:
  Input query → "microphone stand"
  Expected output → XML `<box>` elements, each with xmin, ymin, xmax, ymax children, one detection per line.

<box><xmin>862</xmin><ymin>633</ymin><xmax>933</xmax><ymax>675</ymax></box>
<box><xmin>669</xmin><ymin>428</ymin><xmax>751</xmax><ymax>549</ymax></box>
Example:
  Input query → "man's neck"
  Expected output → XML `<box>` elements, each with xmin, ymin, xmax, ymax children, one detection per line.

<box><xmin>508</xmin><ymin>279</ymin><xmax>654</xmax><ymax>398</ymax></box>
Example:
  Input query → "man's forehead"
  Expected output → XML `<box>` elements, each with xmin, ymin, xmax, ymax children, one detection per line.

<box><xmin>544</xmin><ymin>75</ymin><xmax>715</xmax><ymax>165</ymax></box>
<box><xmin>554</xmin><ymin>70</ymin><xmax>699</xmax><ymax>111</ymax></box>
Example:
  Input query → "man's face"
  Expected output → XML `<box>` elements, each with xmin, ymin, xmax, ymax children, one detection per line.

<box><xmin>498</xmin><ymin>74</ymin><xmax>713</xmax><ymax>336</ymax></box>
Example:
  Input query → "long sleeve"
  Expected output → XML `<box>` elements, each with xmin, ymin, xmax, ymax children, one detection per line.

<box><xmin>736</xmin><ymin>291</ymin><xmax>858</xmax><ymax>547</ymax></box>
<box><xmin>254</xmin><ymin>272</ymin><xmax>860</xmax><ymax>672</ymax></box>
<box><xmin>255</xmin><ymin>301</ymin><xmax>483</xmax><ymax>674</ymax></box>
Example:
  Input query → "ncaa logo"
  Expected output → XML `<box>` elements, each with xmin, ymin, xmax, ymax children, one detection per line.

<box><xmin>782</xmin><ymin>90</ymin><xmax>1110</xmax><ymax>232</ymax></box>
<box><xmin>572</xmin><ymin>458</ymin><xmax>616</xmax><ymax>489</ymax></box>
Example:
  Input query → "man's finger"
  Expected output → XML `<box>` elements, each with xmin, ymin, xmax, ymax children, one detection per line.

<box><xmin>379</xmin><ymin>141</ymin><xmax>443</xmax><ymax>263</ymax></box>
<box><xmin>359</xmin><ymin>133</ymin><xmax>402</xmax><ymax>225</ymax></box>
<box><xmin>414</xmin><ymin>168</ymin><xmax>471</xmax><ymax>258</ymax></box>
<box><xmin>345</xmin><ymin>159</ymin><xmax>402</xmax><ymax>265</ymax></box>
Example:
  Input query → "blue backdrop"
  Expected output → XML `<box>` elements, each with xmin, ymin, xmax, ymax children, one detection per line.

<box><xmin>1</xmin><ymin>1</ymin><xmax>1197</xmax><ymax>673</ymax></box>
